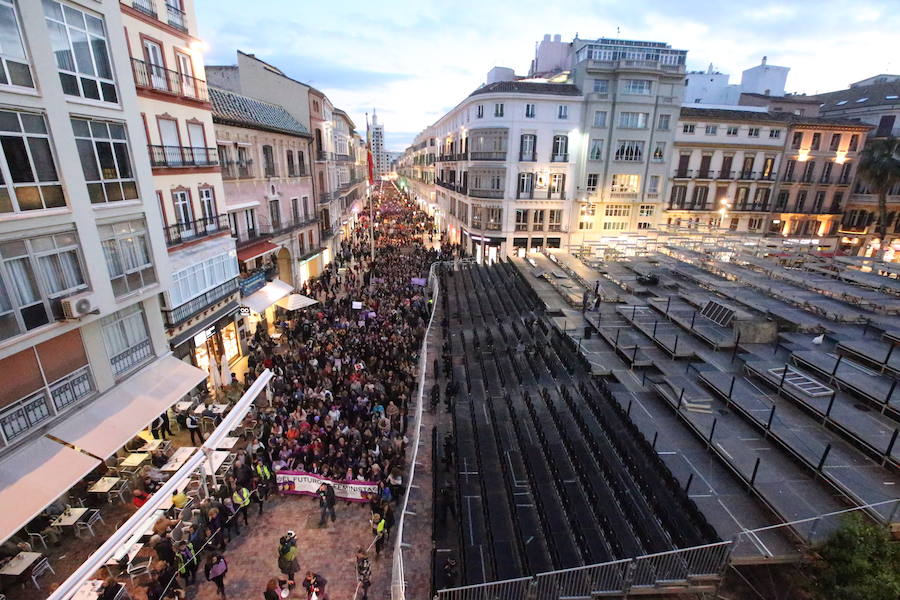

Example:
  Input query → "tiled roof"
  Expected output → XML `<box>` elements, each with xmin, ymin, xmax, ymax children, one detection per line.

<box><xmin>209</xmin><ymin>87</ymin><xmax>310</xmax><ymax>136</ymax></box>
<box><xmin>468</xmin><ymin>80</ymin><xmax>581</xmax><ymax>97</ymax></box>
<box><xmin>680</xmin><ymin>106</ymin><xmax>871</xmax><ymax>128</ymax></box>
<box><xmin>814</xmin><ymin>81</ymin><xmax>900</xmax><ymax>110</ymax></box>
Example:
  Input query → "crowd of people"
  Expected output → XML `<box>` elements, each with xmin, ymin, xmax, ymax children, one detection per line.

<box><xmin>135</xmin><ymin>182</ymin><xmax>446</xmax><ymax>599</ymax></box>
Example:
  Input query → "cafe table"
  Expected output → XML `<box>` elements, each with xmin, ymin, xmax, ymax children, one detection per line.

<box><xmin>88</xmin><ymin>477</ymin><xmax>122</xmax><ymax>494</ymax></box>
<box><xmin>0</xmin><ymin>551</ymin><xmax>42</xmax><ymax>576</ymax></box>
<box><xmin>50</xmin><ymin>507</ymin><xmax>89</xmax><ymax>529</ymax></box>
<box><xmin>160</xmin><ymin>446</ymin><xmax>196</xmax><ymax>472</ymax></box>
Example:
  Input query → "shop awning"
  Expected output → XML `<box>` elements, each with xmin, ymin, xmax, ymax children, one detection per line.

<box><xmin>48</xmin><ymin>356</ymin><xmax>206</xmax><ymax>459</ymax></box>
<box><xmin>0</xmin><ymin>437</ymin><xmax>99</xmax><ymax>543</ymax></box>
<box><xmin>237</xmin><ymin>240</ymin><xmax>279</xmax><ymax>263</ymax></box>
<box><xmin>276</xmin><ymin>293</ymin><xmax>318</xmax><ymax>311</ymax></box>
<box><xmin>243</xmin><ymin>278</ymin><xmax>293</xmax><ymax>315</ymax></box>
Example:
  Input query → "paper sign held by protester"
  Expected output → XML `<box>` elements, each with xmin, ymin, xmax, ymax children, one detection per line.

<box><xmin>352</xmin><ymin>301</ymin><xmax>363</xmax><ymax>310</ymax></box>
<box><xmin>276</xmin><ymin>471</ymin><xmax>378</xmax><ymax>502</ymax></box>
<box><xmin>410</xmin><ymin>277</ymin><xmax>427</xmax><ymax>286</ymax></box>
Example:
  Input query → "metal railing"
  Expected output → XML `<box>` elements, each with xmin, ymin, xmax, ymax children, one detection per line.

<box><xmin>166</xmin><ymin>2</ymin><xmax>187</xmax><ymax>32</ymax></box>
<box><xmin>436</xmin><ymin>542</ymin><xmax>732</xmax><ymax>600</ymax></box>
<box><xmin>164</xmin><ymin>214</ymin><xmax>229</xmax><ymax>247</ymax></box>
<box><xmin>222</xmin><ymin>161</ymin><xmax>254</xmax><ymax>180</ymax></box>
<box><xmin>131</xmin><ymin>58</ymin><xmax>209</xmax><ymax>101</ymax></box>
<box><xmin>232</xmin><ymin>215</ymin><xmax>318</xmax><ymax>246</ymax></box>
<box><xmin>470</xmin><ymin>151</ymin><xmax>507</xmax><ymax>161</ymax></box>
<box><xmin>131</xmin><ymin>0</ymin><xmax>157</xmax><ymax>17</ymax></box>
<box><xmin>162</xmin><ymin>278</ymin><xmax>239</xmax><ymax>327</ymax></box>
<box><xmin>110</xmin><ymin>338</ymin><xmax>153</xmax><ymax>377</ymax></box>
<box><xmin>550</xmin><ymin>153</ymin><xmax>569</xmax><ymax>162</ymax></box>
<box><xmin>149</xmin><ymin>144</ymin><xmax>218</xmax><ymax>168</ymax></box>
<box><xmin>469</xmin><ymin>188</ymin><xmax>504</xmax><ymax>199</ymax></box>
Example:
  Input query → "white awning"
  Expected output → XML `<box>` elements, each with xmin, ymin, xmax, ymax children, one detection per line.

<box><xmin>276</xmin><ymin>293</ymin><xmax>318</xmax><ymax>311</ymax></box>
<box><xmin>48</xmin><ymin>356</ymin><xmax>206</xmax><ymax>459</ymax></box>
<box><xmin>0</xmin><ymin>437</ymin><xmax>99</xmax><ymax>543</ymax></box>
<box><xmin>243</xmin><ymin>278</ymin><xmax>293</xmax><ymax>314</ymax></box>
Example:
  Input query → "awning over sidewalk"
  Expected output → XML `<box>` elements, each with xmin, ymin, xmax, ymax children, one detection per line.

<box><xmin>237</xmin><ymin>240</ymin><xmax>279</xmax><ymax>263</ymax></box>
<box><xmin>276</xmin><ymin>293</ymin><xmax>318</xmax><ymax>311</ymax></box>
<box><xmin>48</xmin><ymin>356</ymin><xmax>206</xmax><ymax>459</ymax></box>
<box><xmin>242</xmin><ymin>278</ymin><xmax>293</xmax><ymax>314</ymax></box>
<box><xmin>0</xmin><ymin>437</ymin><xmax>99</xmax><ymax>543</ymax></box>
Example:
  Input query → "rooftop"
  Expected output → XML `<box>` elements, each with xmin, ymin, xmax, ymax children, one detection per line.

<box><xmin>468</xmin><ymin>80</ymin><xmax>581</xmax><ymax>97</ymax></box>
<box><xmin>209</xmin><ymin>87</ymin><xmax>310</xmax><ymax>137</ymax></box>
<box><xmin>680</xmin><ymin>106</ymin><xmax>872</xmax><ymax>128</ymax></box>
<box><xmin>815</xmin><ymin>81</ymin><xmax>900</xmax><ymax>111</ymax></box>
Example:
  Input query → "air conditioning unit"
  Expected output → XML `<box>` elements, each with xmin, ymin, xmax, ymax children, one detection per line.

<box><xmin>60</xmin><ymin>291</ymin><xmax>96</xmax><ymax>320</ymax></box>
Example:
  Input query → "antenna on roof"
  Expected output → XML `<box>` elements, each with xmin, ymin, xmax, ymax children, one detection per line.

<box><xmin>617</xmin><ymin>26</ymin><xmax>621</xmax><ymax>36</ymax></box>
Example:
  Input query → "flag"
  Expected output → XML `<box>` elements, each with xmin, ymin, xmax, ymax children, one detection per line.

<box><xmin>366</xmin><ymin>112</ymin><xmax>375</xmax><ymax>185</ymax></box>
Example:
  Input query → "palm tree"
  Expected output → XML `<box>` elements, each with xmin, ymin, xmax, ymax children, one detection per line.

<box><xmin>856</xmin><ymin>136</ymin><xmax>900</xmax><ymax>243</ymax></box>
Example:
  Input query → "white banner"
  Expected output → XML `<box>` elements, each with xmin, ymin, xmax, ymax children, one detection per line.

<box><xmin>275</xmin><ymin>470</ymin><xmax>379</xmax><ymax>502</ymax></box>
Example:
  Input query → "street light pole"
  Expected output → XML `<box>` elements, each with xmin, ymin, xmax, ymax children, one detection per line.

<box><xmin>369</xmin><ymin>184</ymin><xmax>375</xmax><ymax>263</ymax></box>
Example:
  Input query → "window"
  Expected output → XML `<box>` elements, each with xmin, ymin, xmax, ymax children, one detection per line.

<box><xmin>514</xmin><ymin>209</ymin><xmax>529</xmax><ymax>231</ymax></box>
<box><xmin>72</xmin><ymin>117</ymin><xmax>137</xmax><ymax>204</ymax></box>
<box><xmin>262</xmin><ymin>145</ymin><xmax>276</xmax><ymax>177</ymax></box>
<box><xmin>0</xmin><ymin>0</ymin><xmax>33</xmax><ymax>88</ymax></box>
<box><xmin>101</xmin><ymin>304</ymin><xmax>152</xmax><ymax>376</ymax></box>
<box><xmin>549</xmin><ymin>173</ymin><xmax>565</xmax><ymax>196</ymax></box>
<box><xmin>476</xmin><ymin>105</ymin><xmax>484</xmax><ymax>118</ymax></box>
<box><xmin>605</xmin><ymin>204</ymin><xmax>630</xmax><ymax>217</ymax></box>
<box><xmin>647</xmin><ymin>176</ymin><xmax>659</xmax><ymax>194</ymax></box>
<box><xmin>551</xmin><ymin>135</ymin><xmax>568</xmax><ymax>161</ymax></box>
<box><xmin>637</xmin><ymin>222</ymin><xmax>652</xmax><ymax>230</ymax></box>
<box><xmin>43</xmin><ymin>1</ymin><xmax>117</xmax><ymax>103</ymax></box>
<box><xmin>657</xmin><ymin>114</ymin><xmax>671</xmax><ymax>130</ymax></box>
<box><xmin>493</xmin><ymin>103</ymin><xmax>504</xmax><ymax>117</ymax></box>
<box><xmin>169</xmin><ymin>252</ymin><xmax>239</xmax><ymax>308</ymax></box>
<box><xmin>610</xmin><ymin>174</ymin><xmax>640</xmax><ymax>193</ymax></box>
<box><xmin>548</xmin><ymin>209</ymin><xmax>562</xmax><ymax>231</ymax></box>
<box><xmin>1</xmin><ymin>391</ymin><xmax>52</xmax><ymax>442</ymax></box>
<box><xmin>199</xmin><ymin>187</ymin><xmax>216</xmax><ymax>222</ymax></box>
<box><xmin>652</xmin><ymin>142</ymin><xmax>665</xmax><ymax>161</ymax></box>
<box><xmin>639</xmin><ymin>204</ymin><xmax>655</xmax><ymax>217</ymax></box>
<box><xmin>0</xmin><ymin>110</ymin><xmax>64</xmax><ymax>213</ymax></box>
<box><xmin>811</xmin><ymin>132</ymin><xmax>821</xmax><ymax>150</ymax></box>
<box><xmin>683</xmin><ymin>123</ymin><xmax>695</xmax><ymax>134</ymax></box>
<box><xmin>769</xmin><ymin>129</ymin><xmax>781</xmax><ymax>139</ymax></box>
<box><xmin>829</xmin><ymin>133</ymin><xmax>841</xmax><ymax>151</ymax></box>
<box><xmin>589</xmin><ymin>139</ymin><xmax>603</xmax><ymax>160</ymax></box>
<box><xmin>557</xmin><ymin>105</ymin><xmax>568</xmax><ymax>120</ymax></box>
<box><xmin>580</xmin><ymin>204</ymin><xmax>596</xmax><ymax>216</ymax></box>
<box><xmin>586</xmin><ymin>173</ymin><xmax>598</xmax><ymax>192</ymax></box>
<box><xmin>172</xmin><ymin>190</ymin><xmax>193</xmax><ymax>231</ymax></box>
<box><xmin>0</xmin><ymin>232</ymin><xmax>87</xmax><ymax>339</ymax></box>
<box><xmin>602</xmin><ymin>221</ymin><xmax>627</xmax><ymax>230</ymax></box>
<box><xmin>748</xmin><ymin>127</ymin><xmax>760</xmax><ymax>138</ymax></box>
<box><xmin>748</xmin><ymin>218</ymin><xmax>763</xmax><ymax>230</ymax></box>
<box><xmin>592</xmin><ymin>79</ymin><xmax>609</xmax><ymax>93</ymax></box>
<box><xmin>726</xmin><ymin>126</ymin><xmax>739</xmax><ymax>136</ymax></box>
<box><xmin>619</xmin><ymin>112</ymin><xmax>648</xmax><ymax>129</ymax></box>
<box><xmin>623</xmin><ymin>79</ymin><xmax>652</xmax><ymax>95</ymax></box>
<box><xmin>525</xmin><ymin>103</ymin><xmax>535</xmax><ymax>118</ymax></box>
<box><xmin>791</xmin><ymin>131</ymin><xmax>803</xmax><ymax>149</ymax></box>
<box><xmin>519</xmin><ymin>134</ymin><xmax>536</xmax><ymax>161</ymax></box>
<box><xmin>593</xmin><ymin>111</ymin><xmax>607</xmax><ymax>128</ymax></box>
<box><xmin>614</xmin><ymin>140</ymin><xmax>644</xmax><ymax>161</ymax></box>
<box><xmin>99</xmin><ymin>219</ymin><xmax>156</xmax><ymax>297</ymax></box>
<box><xmin>578</xmin><ymin>219</ymin><xmax>593</xmax><ymax>231</ymax></box>
<box><xmin>849</xmin><ymin>134</ymin><xmax>859</xmax><ymax>151</ymax></box>
<box><xmin>705</xmin><ymin>124</ymin><xmax>718</xmax><ymax>135</ymax></box>
<box><xmin>286</xmin><ymin>150</ymin><xmax>296</xmax><ymax>176</ymax></box>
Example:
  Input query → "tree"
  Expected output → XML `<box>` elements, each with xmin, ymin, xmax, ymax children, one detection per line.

<box><xmin>856</xmin><ymin>136</ymin><xmax>900</xmax><ymax>244</ymax></box>
<box><xmin>809</xmin><ymin>514</ymin><xmax>900</xmax><ymax>600</ymax></box>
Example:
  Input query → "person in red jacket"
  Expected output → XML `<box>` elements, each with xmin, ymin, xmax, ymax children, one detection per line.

<box><xmin>132</xmin><ymin>489</ymin><xmax>151</xmax><ymax>508</ymax></box>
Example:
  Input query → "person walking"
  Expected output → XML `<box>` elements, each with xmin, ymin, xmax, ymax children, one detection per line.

<box><xmin>175</xmin><ymin>540</ymin><xmax>198</xmax><ymax>586</ymax></box>
<box><xmin>356</xmin><ymin>548</ymin><xmax>371</xmax><ymax>600</ymax></box>
<box><xmin>186</xmin><ymin>413</ymin><xmax>204</xmax><ymax>445</ymax></box>
<box><xmin>277</xmin><ymin>531</ymin><xmax>300</xmax><ymax>585</ymax></box>
<box><xmin>204</xmin><ymin>553</ymin><xmax>228</xmax><ymax>599</ymax></box>
<box><xmin>231</xmin><ymin>485</ymin><xmax>252</xmax><ymax>527</ymax></box>
<box><xmin>371</xmin><ymin>512</ymin><xmax>386</xmax><ymax>557</ymax></box>
<box><xmin>316</xmin><ymin>482</ymin><xmax>336</xmax><ymax>527</ymax></box>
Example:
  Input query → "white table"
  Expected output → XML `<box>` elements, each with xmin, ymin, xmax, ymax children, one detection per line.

<box><xmin>217</xmin><ymin>436</ymin><xmax>239</xmax><ymax>450</ymax></box>
<box><xmin>161</xmin><ymin>446</ymin><xmax>196</xmax><ymax>472</ymax></box>
<box><xmin>121</xmin><ymin>452</ymin><xmax>148</xmax><ymax>468</ymax></box>
<box><xmin>50</xmin><ymin>507</ymin><xmax>89</xmax><ymax>528</ymax></box>
<box><xmin>201</xmin><ymin>451</ymin><xmax>231</xmax><ymax>477</ymax></box>
<box><xmin>88</xmin><ymin>477</ymin><xmax>122</xmax><ymax>494</ymax></box>
<box><xmin>70</xmin><ymin>578</ymin><xmax>126</xmax><ymax>600</ymax></box>
<box><xmin>193</xmin><ymin>403</ymin><xmax>229</xmax><ymax>416</ymax></box>
<box><xmin>0</xmin><ymin>551</ymin><xmax>41</xmax><ymax>576</ymax></box>
<box><xmin>137</xmin><ymin>439</ymin><xmax>164</xmax><ymax>452</ymax></box>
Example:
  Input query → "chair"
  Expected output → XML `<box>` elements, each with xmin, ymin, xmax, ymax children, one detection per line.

<box><xmin>29</xmin><ymin>556</ymin><xmax>55</xmax><ymax>590</ymax></box>
<box><xmin>201</xmin><ymin>416</ymin><xmax>216</xmax><ymax>433</ymax></box>
<box><xmin>167</xmin><ymin>410</ymin><xmax>181</xmax><ymax>433</ymax></box>
<box><xmin>74</xmin><ymin>509</ymin><xmax>105</xmax><ymax>537</ymax></box>
<box><xmin>169</xmin><ymin>524</ymin><xmax>184</xmax><ymax>543</ymax></box>
<box><xmin>108</xmin><ymin>479</ymin><xmax>130</xmax><ymax>504</ymax></box>
<box><xmin>23</xmin><ymin>527</ymin><xmax>47</xmax><ymax>550</ymax></box>
<box><xmin>126</xmin><ymin>557</ymin><xmax>152</xmax><ymax>584</ymax></box>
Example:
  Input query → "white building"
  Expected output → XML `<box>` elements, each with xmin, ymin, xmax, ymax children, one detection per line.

<box><xmin>685</xmin><ymin>57</ymin><xmax>789</xmax><ymax>105</ymax></box>
<box><xmin>371</xmin><ymin>111</ymin><xmax>389</xmax><ymax>176</ymax></box>
<box><xmin>0</xmin><ymin>0</ymin><xmax>205</xmax><ymax>542</ymax></box>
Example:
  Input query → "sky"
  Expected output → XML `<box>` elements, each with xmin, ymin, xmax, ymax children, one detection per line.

<box><xmin>195</xmin><ymin>0</ymin><xmax>900</xmax><ymax>152</ymax></box>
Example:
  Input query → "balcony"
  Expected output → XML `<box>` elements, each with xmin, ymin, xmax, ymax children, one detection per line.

<box><xmin>470</xmin><ymin>151</ymin><xmax>507</xmax><ymax>161</ymax></box>
<box><xmin>233</xmin><ymin>215</ymin><xmax>319</xmax><ymax>248</ymax></box>
<box><xmin>516</xmin><ymin>190</ymin><xmax>534</xmax><ymax>199</ymax></box>
<box><xmin>130</xmin><ymin>0</ymin><xmax>188</xmax><ymax>33</ymax></box>
<box><xmin>468</xmin><ymin>188</ymin><xmax>504</xmax><ymax>199</ymax></box>
<box><xmin>162</xmin><ymin>278</ymin><xmax>239</xmax><ymax>328</ymax></box>
<box><xmin>335</xmin><ymin>154</ymin><xmax>351</xmax><ymax>162</ymax></box>
<box><xmin>716</xmin><ymin>170</ymin><xmax>734</xmax><ymax>180</ymax></box>
<box><xmin>222</xmin><ymin>161</ymin><xmax>253</xmax><ymax>180</ymax></box>
<box><xmin>695</xmin><ymin>169</ymin><xmax>713</xmax><ymax>180</ymax></box>
<box><xmin>673</xmin><ymin>169</ymin><xmax>692</xmax><ymax>179</ymax></box>
<box><xmin>737</xmin><ymin>171</ymin><xmax>756</xmax><ymax>180</ymax></box>
<box><xmin>550</xmin><ymin>153</ymin><xmax>569</xmax><ymax>163</ymax></box>
<box><xmin>319</xmin><ymin>191</ymin><xmax>338</xmax><ymax>204</ymax></box>
<box><xmin>436</xmin><ymin>179</ymin><xmax>466</xmax><ymax>194</ymax></box>
<box><xmin>519</xmin><ymin>151</ymin><xmax>536</xmax><ymax>162</ymax></box>
<box><xmin>166</xmin><ymin>2</ymin><xmax>187</xmax><ymax>31</ymax></box>
<box><xmin>316</xmin><ymin>150</ymin><xmax>330</xmax><ymax>162</ymax></box>
<box><xmin>132</xmin><ymin>58</ymin><xmax>209</xmax><ymax>102</ymax></box>
<box><xmin>583</xmin><ymin>59</ymin><xmax>685</xmax><ymax>75</ymax></box>
<box><xmin>757</xmin><ymin>172</ymin><xmax>776</xmax><ymax>182</ymax></box>
<box><xmin>149</xmin><ymin>144</ymin><xmax>218</xmax><ymax>168</ymax></box>
<box><xmin>164</xmin><ymin>214</ymin><xmax>230</xmax><ymax>247</ymax></box>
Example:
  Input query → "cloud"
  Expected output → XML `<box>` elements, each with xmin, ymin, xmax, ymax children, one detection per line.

<box><xmin>196</xmin><ymin>0</ymin><xmax>900</xmax><ymax>151</ymax></box>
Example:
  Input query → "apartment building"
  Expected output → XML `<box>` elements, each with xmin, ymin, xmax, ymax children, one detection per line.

<box><xmin>815</xmin><ymin>76</ymin><xmax>900</xmax><ymax>256</ymax></box>
<box><xmin>120</xmin><ymin>0</ymin><xmax>240</xmax><ymax>374</ymax></box>
<box><xmin>210</xmin><ymin>87</ymin><xmax>319</xmax><ymax>336</ymax></box>
<box><xmin>399</xmin><ymin>135</ymin><xmax>437</xmax><ymax>227</ymax></box>
<box><xmin>333</xmin><ymin>109</ymin><xmax>366</xmax><ymax>239</ymax></box>
<box><xmin>371</xmin><ymin>111</ymin><xmax>388</xmax><ymax>176</ymax></box>
<box><xmin>0</xmin><ymin>0</ymin><xmax>204</xmax><ymax>538</ymax></box>
<box><xmin>567</xmin><ymin>38</ymin><xmax>686</xmax><ymax>246</ymax></box>
<box><xmin>309</xmin><ymin>88</ymin><xmax>341</xmax><ymax>256</ymax></box>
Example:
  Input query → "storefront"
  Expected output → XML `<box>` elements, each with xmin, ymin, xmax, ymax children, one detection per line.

<box><xmin>170</xmin><ymin>303</ymin><xmax>243</xmax><ymax>382</ymax></box>
<box><xmin>241</xmin><ymin>278</ymin><xmax>294</xmax><ymax>335</ymax></box>
<box><xmin>463</xmin><ymin>230</ymin><xmax>504</xmax><ymax>264</ymax></box>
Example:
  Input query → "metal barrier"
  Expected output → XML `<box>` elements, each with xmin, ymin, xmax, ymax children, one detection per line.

<box><xmin>437</xmin><ymin>541</ymin><xmax>733</xmax><ymax>600</ymax></box>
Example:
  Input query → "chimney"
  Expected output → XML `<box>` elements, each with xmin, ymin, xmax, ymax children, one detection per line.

<box><xmin>762</xmin><ymin>56</ymin><xmax>767</xmax><ymax>65</ymax></box>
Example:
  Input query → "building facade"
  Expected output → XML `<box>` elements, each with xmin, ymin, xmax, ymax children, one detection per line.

<box><xmin>210</xmin><ymin>87</ymin><xmax>319</xmax><ymax>338</ymax></box>
<box><xmin>0</xmin><ymin>0</ymin><xmax>204</xmax><ymax>462</ymax></box>
<box><xmin>120</xmin><ymin>0</ymin><xmax>240</xmax><ymax>375</ymax></box>
<box><xmin>371</xmin><ymin>111</ymin><xmax>389</xmax><ymax>176</ymax></box>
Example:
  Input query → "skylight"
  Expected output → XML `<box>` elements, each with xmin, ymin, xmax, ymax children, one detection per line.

<box><xmin>887</xmin><ymin>95</ymin><xmax>899</xmax><ymax>100</ymax></box>
<box><xmin>856</xmin><ymin>97</ymin><xmax>868</xmax><ymax>102</ymax></box>
<box><xmin>836</xmin><ymin>100</ymin><xmax>848</xmax><ymax>105</ymax></box>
